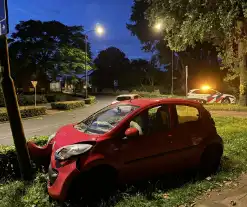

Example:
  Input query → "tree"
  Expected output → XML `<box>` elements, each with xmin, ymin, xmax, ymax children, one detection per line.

<box><xmin>9</xmin><ymin>20</ymin><xmax>92</xmax><ymax>85</ymax></box>
<box><xmin>127</xmin><ymin>0</ymin><xmax>224</xmax><ymax>94</ymax></box>
<box><xmin>93</xmin><ymin>47</ymin><xmax>130</xmax><ymax>89</ymax></box>
<box><xmin>145</xmin><ymin>0</ymin><xmax>247</xmax><ymax>105</ymax></box>
<box><xmin>50</xmin><ymin>46</ymin><xmax>92</xmax><ymax>80</ymax></box>
<box><xmin>130</xmin><ymin>58</ymin><xmax>167</xmax><ymax>90</ymax></box>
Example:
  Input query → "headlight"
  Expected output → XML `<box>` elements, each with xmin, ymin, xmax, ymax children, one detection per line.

<box><xmin>47</xmin><ymin>133</ymin><xmax>56</xmax><ymax>144</ymax></box>
<box><xmin>55</xmin><ymin>144</ymin><xmax>93</xmax><ymax>161</ymax></box>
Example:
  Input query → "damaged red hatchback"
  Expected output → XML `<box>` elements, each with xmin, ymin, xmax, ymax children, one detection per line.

<box><xmin>27</xmin><ymin>98</ymin><xmax>223</xmax><ymax>201</ymax></box>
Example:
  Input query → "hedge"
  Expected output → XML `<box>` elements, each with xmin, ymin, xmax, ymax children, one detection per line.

<box><xmin>0</xmin><ymin>92</ymin><xmax>48</xmax><ymax>107</ymax></box>
<box><xmin>0</xmin><ymin>136</ymin><xmax>48</xmax><ymax>180</ymax></box>
<box><xmin>84</xmin><ymin>96</ymin><xmax>96</xmax><ymax>104</ymax></box>
<box><xmin>51</xmin><ymin>100</ymin><xmax>85</xmax><ymax>110</ymax></box>
<box><xmin>17</xmin><ymin>94</ymin><xmax>47</xmax><ymax>106</ymax></box>
<box><xmin>45</xmin><ymin>93</ymin><xmax>77</xmax><ymax>103</ymax></box>
<box><xmin>0</xmin><ymin>106</ymin><xmax>47</xmax><ymax>122</ymax></box>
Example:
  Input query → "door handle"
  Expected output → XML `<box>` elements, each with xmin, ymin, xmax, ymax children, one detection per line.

<box><xmin>168</xmin><ymin>134</ymin><xmax>173</xmax><ymax>143</ymax></box>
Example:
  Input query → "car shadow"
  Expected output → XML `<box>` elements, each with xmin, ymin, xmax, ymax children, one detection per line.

<box><xmin>60</xmin><ymin>156</ymin><xmax>238</xmax><ymax>207</ymax></box>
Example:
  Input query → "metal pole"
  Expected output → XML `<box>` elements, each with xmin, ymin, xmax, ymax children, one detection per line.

<box><xmin>171</xmin><ymin>50</ymin><xmax>174</xmax><ymax>95</ymax></box>
<box><xmin>0</xmin><ymin>35</ymin><xmax>32</xmax><ymax>180</ymax></box>
<box><xmin>85</xmin><ymin>36</ymin><xmax>88</xmax><ymax>99</ymax></box>
<box><xmin>185</xmin><ymin>65</ymin><xmax>188</xmax><ymax>97</ymax></box>
<box><xmin>34</xmin><ymin>86</ymin><xmax>36</xmax><ymax>107</ymax></box>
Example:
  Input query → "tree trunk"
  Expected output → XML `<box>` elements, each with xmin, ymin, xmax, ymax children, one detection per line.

<box><xmin>238</xmin><ymin>21</ymin><xmax>247</xmax><ymax>106</ymax></box>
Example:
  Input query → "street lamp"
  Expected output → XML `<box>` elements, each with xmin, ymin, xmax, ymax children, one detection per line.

<box><xmin>154</xmin><ymin>22</ymin><xmax>163</xmax><ymax>31</ymax></box>
<box><xmin>84</xmin><ymin>24</ymin><xmax>105</xmax><ymax>98</ymax></box>
<box><xmin>154</xmin><ymin>22</ymin><xmax>174</xmax><ymax>95</ymax></box>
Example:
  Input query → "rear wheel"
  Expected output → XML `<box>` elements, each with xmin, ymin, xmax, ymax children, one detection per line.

<box><xmin>221</xmin><ymin>98</ymin><xmax>230</xmax><ymax>104</ymax></box>
<box><xmin>199</xmin><ymin>144</ymin><xmax>223</xmax><ymax>176</ymax></box>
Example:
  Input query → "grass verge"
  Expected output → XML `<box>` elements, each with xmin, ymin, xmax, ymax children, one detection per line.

<box><xmin>1</xmin><ymin>116</ymin><xmax>247</xmax><ymax>207</ymax></box>
<box><xmin>204</xmin><ymin>104</ymin><xmax>247</xmax><ymax>112</ymax></box>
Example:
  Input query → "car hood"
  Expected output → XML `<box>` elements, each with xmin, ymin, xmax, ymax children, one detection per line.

<box><xmin>52</xmin><ymin>124</ymin><xmax>99</xmax><ymax>149</ymax></box>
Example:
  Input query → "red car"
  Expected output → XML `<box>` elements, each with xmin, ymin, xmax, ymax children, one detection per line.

<box><xmin>28</xmin><ymin>98</ymin><xmax>223</xmax><ymax>201</ymax></box>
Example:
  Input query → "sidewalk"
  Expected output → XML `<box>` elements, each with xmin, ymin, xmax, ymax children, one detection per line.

<box><xmin>196</xmin><ymin>174</ymin><xmax>247</xmax><ymax>207</ymax></box>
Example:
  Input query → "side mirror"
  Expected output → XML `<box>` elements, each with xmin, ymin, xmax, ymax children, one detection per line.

<box><xmin>125</xmin><ymin>127</ymin><xmax>139</xmax><ymax>137</ymax></box>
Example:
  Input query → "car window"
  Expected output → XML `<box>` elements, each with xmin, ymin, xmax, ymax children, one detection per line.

<box><xmin>129</xmin><ymin>104</ymin><xmax>170</xmax><ymax>135</ymax></box>
<box><xmin>134</xmin><ymin>95</ymin><xmax>139</xmax><ymax>99</ymax></box>
<box><xmin>77</xmin><ymin>104</ymin><xmax>139</xmax><ymax>134</ymax></box>
<box><xmin>209</xmin><ymin>89</ymin><xmax>217</xmax><ymax>95</ymax></box>
<box><xmin>193</xmin><ymin>90</ymin><xmax>202</xmax><ymax>94</ymax></box>
<box><xmin>148</xmin><ymin>105</ymin><xmax>170</xmax><ymax>132</ymax></box>
<box><xmin>116</xmin><ymin>96</ymin><xmax>131</xmax><ymax>101</ymax></box>
<box><xmin>176</xmin><ymin>105</ymin><xmax>199</xmax><ymax>124</ymax></box>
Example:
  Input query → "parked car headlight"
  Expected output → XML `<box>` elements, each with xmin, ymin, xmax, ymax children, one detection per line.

<box><xmin>55</xmin><ymin>144</ymin><xmax>93</xmax><ymax>161</ymax></box>
<box><xmin>47</xmin><ymin>133</ymin><xmax>56</xmax><ymax>144</ymax></box>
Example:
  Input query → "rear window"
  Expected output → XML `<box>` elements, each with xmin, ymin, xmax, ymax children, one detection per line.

<box><xmin>176</xmin><ymin>105</ymin><xmax>199</xmax><ymax>124</ymax></box>
<box><xmin>116</xmin><ymin>96</ymin><xmax>131</xmax><ymax>101</ymax></box>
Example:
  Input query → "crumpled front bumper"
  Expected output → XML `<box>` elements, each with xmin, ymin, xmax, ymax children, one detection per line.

<box><xmin>28</xmin><ymin>141</ymin><xmax>81</xmax><ymax>201</ymax></box>
<box><xmin>27</xmin><ymin>141</ymin><xmax>53</xmax><ymax>166</ymax></box>
<box><xmin>47</xmin><ymin>156</ymin><xmax>80</xmax><ymax>200</ymax></box>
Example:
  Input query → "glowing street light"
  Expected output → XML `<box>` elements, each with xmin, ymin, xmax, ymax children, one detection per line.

<box><xmin>95</xmin><ymin>24</ymin><xmax>104</xmax><ymax>36</ymax></box>
<box><xmin>201</xmin><ymin>85</ymin><xmax>211</xmax><ymax>90</ymax></box>
<box><xmin>154</xmin><ymin>22</ymin><xmax>163</xmax><ymax>31</ymax></box>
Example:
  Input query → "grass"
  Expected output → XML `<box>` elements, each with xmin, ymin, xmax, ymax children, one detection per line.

<box><xmin>204</xmin><ymin>104</ymin><xmax>247</xmax><ymax>112</ymax></box>
<box><xmin>1</xmin><ymin>116</ymin><xmax>247</xmax><ymax>207</ymax></box>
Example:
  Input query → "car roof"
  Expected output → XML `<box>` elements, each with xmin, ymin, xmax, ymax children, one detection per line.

<box><xmin>190</xmin><ymin>88</ymin><xmax>217</xmax><ymax>91</ymax></box>
<box><xmin>116</xmin><ymin>98</ymin><xmax>201</xmax><ymax>107</ymax></box>
<box><xmin>117</xmin><ymin>94</ymin><xmax>139</xmax><ymax>97</ymax></box>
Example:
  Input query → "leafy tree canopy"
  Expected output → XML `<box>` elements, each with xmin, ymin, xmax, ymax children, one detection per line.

<box><xmin>145</xmin><ymin>0</ymin><xmax>247</xmax><ymax>104</ymax></box>
<box><xmin>9</xmin><ymin>20</ymin><xmax>92</xmax><ymax>83</ymax></box>
<box><xmin>127</xmin><ymin>0</ymin><xmax>224</xmax><ymax>93</ymax></box>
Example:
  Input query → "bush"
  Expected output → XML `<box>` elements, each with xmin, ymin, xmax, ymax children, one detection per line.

<box><xmin>17</xmin><ymin>94</ymin><xmax>48</xmax><ymax>106</ymax></box>
<box><xmin>0</xmin><ymin>136</ymin><xmax>48</xmax><ymax>180</ymax></box>
<box><xmin>51</xmin><ymin>100</ymin><xmax>85</xmax><ymax>110</ymax></box>
<box><xmin>84</xmin><ymin>96</ymin><xmax>96</xmax><ymax>104</ymax></box>
<box><xmin>0</xmin><ymin>87</ymin><xmax>5</xmax><ymax>107</ymax></box>
<box><xmin>0</xmin><ymin>106</ymin><xmax>47</xmax><ymax>122</ymax></box>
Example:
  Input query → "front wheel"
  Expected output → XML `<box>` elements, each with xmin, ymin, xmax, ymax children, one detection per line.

<box><xmin>199</xmin><ymin>145</ymin><xmax>223</xmax><ymax>176</ymax></box>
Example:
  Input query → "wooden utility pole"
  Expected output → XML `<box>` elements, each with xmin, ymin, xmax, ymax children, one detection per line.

<box><xmin>0</xmin><ymin>0</ymin><xmax>32</xmax><ymax>180</ymax></box>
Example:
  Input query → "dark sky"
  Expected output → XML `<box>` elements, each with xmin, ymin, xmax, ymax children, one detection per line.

<box><xmin>8</xmin><ymin>0</ymin><xmax>152</xmax><ymax>59</ymax></box>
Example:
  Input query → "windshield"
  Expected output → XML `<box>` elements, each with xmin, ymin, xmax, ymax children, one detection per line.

<box><xmin>116</xmin><ymin>96</ymin><xmax>132</xmax><ymax>101</ymax></box>
<box><xmin>75</xmin><ymin>104</ymin><xmax>139</xmax><ymax>135</ymax></box>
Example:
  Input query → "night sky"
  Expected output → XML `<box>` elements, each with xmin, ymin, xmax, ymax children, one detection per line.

<box><xmin>8</xmin><ymin>0</ymin><xmax>152</xmax><ymax>59</ymax></box>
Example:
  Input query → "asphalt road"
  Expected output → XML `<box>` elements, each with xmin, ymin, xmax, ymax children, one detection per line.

<box><xmin>0</xmin><ymin>95</ymin><xmax>115</xmax><ymax>146</ymax></box>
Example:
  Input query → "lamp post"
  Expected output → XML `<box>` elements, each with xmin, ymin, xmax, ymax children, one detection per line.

<box><xmin>84</xmin><ymin>24</ymin><xmax>104</xmax><ymax>98</ymax></box>
<box><xmin>154</xmin><ymin>22</ymin><xmax>174</xmax><ymax>95</ymax></box>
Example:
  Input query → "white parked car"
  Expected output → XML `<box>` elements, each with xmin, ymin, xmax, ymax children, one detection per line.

<box><xmin>187</xmin><ymin>89</ymin><xmax>236</xmax><ymax>104</ymax></box>
<box><xmin>111</xmin><ymin>94</ymin><xmax>141</xmax><ymax>104</ymax></box>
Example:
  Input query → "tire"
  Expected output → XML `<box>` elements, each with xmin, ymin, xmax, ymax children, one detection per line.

<box><xmin>221</xmin><ymin>98</ymin><xmax>230</xmax><ymax>104</ymax></box>
<box><xmin>82</xmin><ymin>166</ymin><xmax>117</xmax><ymax>198</ymax></box>
<box><xmin>68</xmin><ymin>166</ymin><xmax>117</xmax><ymax>201</ymax></box>
<box><xmin>199</xmin><ymin>144</ymin><xmax>223</xmax><ymax>176</ymax></box>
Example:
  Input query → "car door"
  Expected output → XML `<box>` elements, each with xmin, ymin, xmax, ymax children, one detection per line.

<box><xmin>116</xmin><ymin>104</ymin><xmax>175</xmax><ymax>182</ymax></box>
<box><xmin>168</xmin><ymin>103</ymin><xmax>206</xmax><ymax>170</ymax></box>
